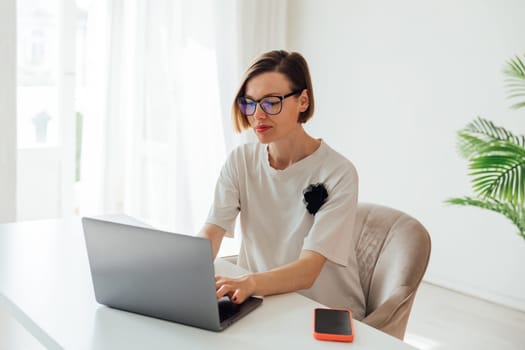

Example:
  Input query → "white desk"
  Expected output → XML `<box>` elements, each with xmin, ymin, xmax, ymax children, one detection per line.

<box><xmin>0</xmin><ymin>218</ymin><xmax>415</xmax><ymax>349</ymax></box>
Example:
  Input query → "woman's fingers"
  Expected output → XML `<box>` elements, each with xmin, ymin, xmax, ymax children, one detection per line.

<box><xmin>231</xmin><ymin>289</ymin><xmax>242</xmax><ymax>303</ymax></box>
<box><xmin>214</xmin><ymin>275</ymin><xmax>254</xmax><ymax>304</ymax></box>
<box><xmin>215</xmin><ymin>282</ymin><xmax>245</xmax><ymax>303</ymax></box>
<box><xmin>216</xmin><ymin>283</ymin><xmax>232</xmax><ymax>298</ymax></box>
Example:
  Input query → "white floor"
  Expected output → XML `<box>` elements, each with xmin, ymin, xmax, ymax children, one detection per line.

<box><xmin>1</xmin><ymin>282</ymin><xmax>524</xmax><ymax>349</ymax></box>
<box><xmin>405</xmin><ymin>282</ymin><xmax>525</xmax><ymax>350</ymax></box>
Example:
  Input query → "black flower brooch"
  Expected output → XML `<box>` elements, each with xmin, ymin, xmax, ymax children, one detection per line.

<box><xmin>303</xmin><ymin>183</ymin><xmax>328</xmax><ymax>215</ymax></box>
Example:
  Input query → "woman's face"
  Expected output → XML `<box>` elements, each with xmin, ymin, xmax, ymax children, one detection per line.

<box><xmin>243</xmin><ymin>72</ymin><xmax>308</xmax><ymax>144</ymax></box>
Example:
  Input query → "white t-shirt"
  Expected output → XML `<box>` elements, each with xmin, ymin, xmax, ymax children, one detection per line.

<box><xmin>206</xmin><ymin>141</ymin><xmax>365</xmax><ymax>319</ymax></box>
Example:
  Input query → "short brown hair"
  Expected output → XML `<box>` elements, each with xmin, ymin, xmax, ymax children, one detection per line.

<box><xmin>232</xmin><ymin>50</ymin><xmax>315</xmax><ymax>132</ymax></box>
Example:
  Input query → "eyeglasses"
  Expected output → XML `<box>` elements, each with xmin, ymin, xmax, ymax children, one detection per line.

<box><xmin>237</xmin><ymin>90</ymin><xmax>302</xmax><ymax>116</ymax></box>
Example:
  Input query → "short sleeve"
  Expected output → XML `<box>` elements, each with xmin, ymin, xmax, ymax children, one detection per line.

<box><xmin>205</xmin><ymin>150</ymin><xmax>241</xmax><ymax>237</ymax></box>
<box><xmin>302</xmin><ymin>165</ymin><xmax>358</xmax><ymax>267</ymax></box>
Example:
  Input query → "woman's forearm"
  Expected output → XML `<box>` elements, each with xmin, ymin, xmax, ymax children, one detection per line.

<box><xmin>198</xmin><ymin>224</ymin><xmax>225</xmax><ymax>260</ymax></box>
<box><xmin>251</xmin><ymin>250</ymin><xmax>326</xmax><ymax>296</ymax></box>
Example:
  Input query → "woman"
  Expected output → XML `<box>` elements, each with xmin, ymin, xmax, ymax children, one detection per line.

<box><xmin>199</xmin><ymin>50</ymin><xmax>365</xmax><ymax>320</ymax></box>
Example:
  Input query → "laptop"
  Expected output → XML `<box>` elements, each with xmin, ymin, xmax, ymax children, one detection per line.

<box><xmin>82</xmin><ymin>216</ymin><xmax>262</xmax><ymax>331</ymax></box>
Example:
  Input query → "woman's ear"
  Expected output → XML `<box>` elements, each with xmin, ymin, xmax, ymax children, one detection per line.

<box><xmin>299</xmin><ymin>89</ymin><xmax>309</xmax><ymax>112</ymax></box>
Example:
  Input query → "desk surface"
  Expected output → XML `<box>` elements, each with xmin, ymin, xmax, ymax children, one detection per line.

<box><xmin>0</xmin><ymin>218</ymin><xmax>415</xmax><ymax>350</ymax></box>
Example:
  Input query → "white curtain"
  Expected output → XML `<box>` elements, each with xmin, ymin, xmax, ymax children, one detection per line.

<box><xmin>0</xmin><ymin>0</ymin><xmax>16</xmax><ymax>222</ymax></box>
<box><xmin>80</xmin><ymin>0</ymin><xmax>288</xmax><ymax>235</ymax></box>
<box><xmin>237</xmin><ymin>0</ymin><xmax>288</xmax><ymax>69</ymax></box>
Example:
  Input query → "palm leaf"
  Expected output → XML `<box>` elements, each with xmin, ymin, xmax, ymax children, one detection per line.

<box><xmin>457</xmin><ymin>130</ymin><xmax>493</xmax><ymax>159</ymax></box>
<box><xmin>467</xmin><ymin>141</ymin><xmax>525</xmax><ymax>206</ymax></box>
<box><xmin>445</xmin><ymin>196</ymin><xmax>525</xmax><ymax>239</ymax></box>
<box><xmin>455</xmin><ymin>118</ymin><xmax>525</xmax><ymax>207</ymax></box>
<box><xmin>461</xmin><ymin>117</ymin><xmax>525</xmax><ymax>145</ymax></box>
<box><xmin>457</xmin><ymin>117</ymin><xmax>525</xmax><ymax>165</ymax></box>
<box><xmin>503</xmin><ymin>55</ymin><xmax>525</xmax><ymax>110</ymax></box>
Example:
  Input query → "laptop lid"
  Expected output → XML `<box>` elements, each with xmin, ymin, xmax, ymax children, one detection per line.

<box><xmin>82</xmin><ymin>217</ymin><xmax>261</xmax><ymax>331</ymax></box>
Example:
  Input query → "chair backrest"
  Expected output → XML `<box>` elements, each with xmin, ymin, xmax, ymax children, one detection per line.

<box><xmin>354</xmin><ymin>203</ymin><xmax>431</xmax><ymax>339</ymax></box>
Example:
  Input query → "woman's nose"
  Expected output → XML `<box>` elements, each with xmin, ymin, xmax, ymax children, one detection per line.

<box><xmin>253</xmin><ymin>103</ymin><xmax>268</xmax><ymax>120</ymax></box>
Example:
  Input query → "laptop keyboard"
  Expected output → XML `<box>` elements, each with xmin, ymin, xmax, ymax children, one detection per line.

<box><xmin>218</xmin><ymin>297</ymin><xmax>241</xmax><ymax>322</ymax></box>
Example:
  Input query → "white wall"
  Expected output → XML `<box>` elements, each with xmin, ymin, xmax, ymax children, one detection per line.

<box><xmin>288</xmin><ymin>0</ymin><xmax>525</xmax><ymax>311</ymax></box>
<box><xmin>0</xmin><ymin>0</ymin><xmax>17</xmax><ymax>223</ymax></box>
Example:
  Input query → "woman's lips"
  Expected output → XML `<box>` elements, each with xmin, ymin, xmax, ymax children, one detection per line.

<box><xmin>255</xmin><ymin>125</ymin><xmax>271</xmax><ymax>133</ymax></box>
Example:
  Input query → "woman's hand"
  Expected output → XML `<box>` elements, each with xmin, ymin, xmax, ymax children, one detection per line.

<box><xmin>215</xmin><ymin>250</ymin><xmax>326</xmax><ymax>304</ymax></box>
<box><xmin>215</xmin><ymin>274</ymin><xmax>257</xmax><ymax>304</ymax></box>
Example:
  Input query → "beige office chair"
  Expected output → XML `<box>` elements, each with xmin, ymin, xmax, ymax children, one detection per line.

<box><xmin>355</xmin><ymin>203</ymin><xmax>431</xmax><ymax>340</ymax></box>
<box><xmin>221</xmin><ymin>202</ymin><xmax>431</xmax><ymax>340</ymax></box>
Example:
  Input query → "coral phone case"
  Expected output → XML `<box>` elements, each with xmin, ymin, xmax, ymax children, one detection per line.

<box><xmin>313</xmin><ymin>308</ymin><xmax>354</xmax><ymax>342</ymax></box>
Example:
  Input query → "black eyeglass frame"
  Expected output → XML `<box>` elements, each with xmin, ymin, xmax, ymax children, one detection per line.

<box><xmin>237</xmin><ymin>89</ymin><xmax>303</xmax><ymax>116</ymax></box>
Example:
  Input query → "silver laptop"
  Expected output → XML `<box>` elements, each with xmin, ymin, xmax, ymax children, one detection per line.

<box><xmin>82</xmin><ymin>217</ymin><xmax>262</xmax><ymax>331</ymax></box>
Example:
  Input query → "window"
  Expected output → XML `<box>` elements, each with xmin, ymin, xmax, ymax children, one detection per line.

<box><xmin>17</xmin><ymin>0</ymin><xmax>60</xmax><ymax>148</ymax></box>
<box><xmin>16</xmin><ymin>0</ymin><xmax>84</xmax><ymax>219</ymax></box>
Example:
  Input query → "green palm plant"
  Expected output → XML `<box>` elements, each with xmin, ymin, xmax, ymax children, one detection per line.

<box><xmin>445</xmin><ymin>55</ymin><xmax>525</xmax><ymax>240</ymax></box>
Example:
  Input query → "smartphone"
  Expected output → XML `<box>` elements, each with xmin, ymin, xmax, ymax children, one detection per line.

<box><xmin>313</xmin><ymin>308</ymin><xmax>354</xmax><ymax>342</ymax></box>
